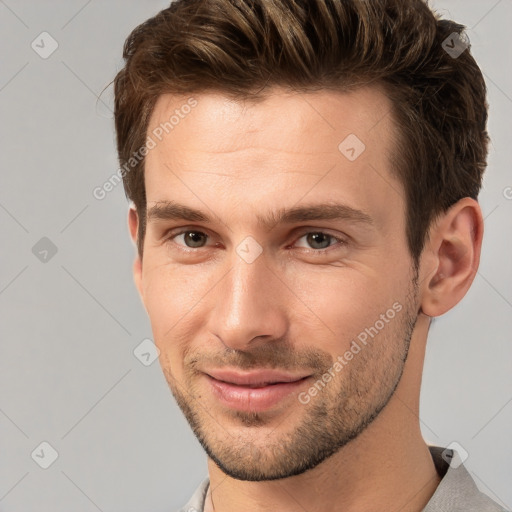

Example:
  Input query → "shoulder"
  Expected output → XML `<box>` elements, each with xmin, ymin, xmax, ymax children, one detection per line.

<box><xmin>174</xmin><ymin>478</ymin><xmax>210</xmax><ymax>512</ymax></box>
<box><xmin>424</xmin><ymin>446</ymin><xmax>509</xmax><ymax>512</ymax></box>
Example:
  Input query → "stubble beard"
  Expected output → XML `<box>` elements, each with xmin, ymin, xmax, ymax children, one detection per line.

<box><xmin>164</xmin><ymin>278</ymin><xmax>419</xmax><ymax>481</ymax></box>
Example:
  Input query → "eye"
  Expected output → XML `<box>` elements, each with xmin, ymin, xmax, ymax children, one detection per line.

<box><xmin>171</xmin><ymin>230</ymin><xmax>209</xmax><ymax>248</ymax></box>
<box><xmin>165</xmin><ymin>229</ymin><xmax>345</xmax><ymax>253</ymax></box>
<box><xmin>294</xmin><ymin>232</ymin><xmax>343</xmax><ymax>251</ymax></box>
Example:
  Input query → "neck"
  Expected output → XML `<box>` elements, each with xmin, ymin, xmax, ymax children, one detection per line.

<box><xmin>204</xmin><ymin>315</ymin><xmax>441</xmax><ymax>512</ymax></box>
<box><xmin>205</xmin><ymin>425</ymin><xmax>440</xmax><ymax>512</ymax></box>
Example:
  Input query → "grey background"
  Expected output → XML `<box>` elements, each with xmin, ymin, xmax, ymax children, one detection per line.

<box><xmin>0</xmin><ymin>0</ymin><xmax>511</xmax><ymax>511</ymax></box>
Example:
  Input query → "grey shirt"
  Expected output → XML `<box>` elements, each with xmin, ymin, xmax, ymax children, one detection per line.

<box><xmin>177</xmin><ymin>446</ymin><xmax>508</xmax><ymax>511</ymax></box>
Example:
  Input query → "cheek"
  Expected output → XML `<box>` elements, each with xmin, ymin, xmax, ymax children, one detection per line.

<box><xmin>288</xmin><ymin>267</ymin><xmax>405</xmax><ymax>353</ymax></box>
<box><xmin>141</xmin><ymin>264</ymin><xmax>206</xmax><ymax>355</ymax></box>
<box><xmin>143</xmin><ymin>259</ymin><xmax>208</xmax><ymax>311</ymax></box>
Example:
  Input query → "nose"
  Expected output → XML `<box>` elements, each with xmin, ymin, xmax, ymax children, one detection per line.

<box><xmin>208</xmin><ymin>249</ymin><xmax>288</xmax><ymax>351</ymax></box>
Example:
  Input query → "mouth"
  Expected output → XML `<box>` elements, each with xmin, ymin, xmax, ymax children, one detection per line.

<box><xmin>203</xmin><ymin>369</ymin><xmax>312</xmax><ymax>412</ymax></box>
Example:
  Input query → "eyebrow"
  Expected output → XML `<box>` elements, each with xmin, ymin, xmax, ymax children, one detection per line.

<box><xmin>146</xmin><ymin>200</ymin><xmax>374</xmax><ymax>231</ymax></box>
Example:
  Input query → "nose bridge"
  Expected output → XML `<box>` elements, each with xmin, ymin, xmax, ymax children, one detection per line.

<box><xmin>229</xmin><ymin>252</ymin><xmax>266</xmax><ymax>317</ymax></box>
<box><xmin>210</xmin><ymin>246</ymin><xmax>287</xmax><ymax>349</ymax></box>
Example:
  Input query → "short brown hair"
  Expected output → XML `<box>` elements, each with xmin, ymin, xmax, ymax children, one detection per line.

<box><xmin>114</xmin><ymin>0</ymin><xmax>489</xmax><ymax>262</ymax></box>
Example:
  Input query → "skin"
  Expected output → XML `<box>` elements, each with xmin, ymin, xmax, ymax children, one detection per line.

<box><xmin>128</xmin><ymin>86</ymin><xmax>483</xmax><ymax>512</ymax></box>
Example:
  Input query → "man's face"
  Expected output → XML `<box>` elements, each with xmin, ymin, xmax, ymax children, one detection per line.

<box><xmin>135</xmin><ymin>87</ymin><xmax>420</xmax><ymax>481</ymax></box>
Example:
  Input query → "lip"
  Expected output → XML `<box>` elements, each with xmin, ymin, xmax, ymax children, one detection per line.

<box><xmin>204</xmin><ymin>369</ymin><xmax>311</xmax><ymax>412</ymax></box>
<box><xmin>205</xmin><ymin>369</ymin><xmax>310</xmax><ymax>387</ymax></box>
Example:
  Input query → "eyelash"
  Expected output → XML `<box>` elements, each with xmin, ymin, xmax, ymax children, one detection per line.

<box><xmin>164</xmin><ymin>229</ymin><xmax>346</xmax><ymax>254</ymax></box>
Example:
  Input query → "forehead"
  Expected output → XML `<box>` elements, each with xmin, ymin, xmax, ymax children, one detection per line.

<box><xmin>143</xmin><ymin>86</ymin><xmax>404</xmax><ymax>232</ymax></box>
<box><xmin>147</xmin><ymin>86</ymin><xmax>396</xmax><ymax>160</ymax></box>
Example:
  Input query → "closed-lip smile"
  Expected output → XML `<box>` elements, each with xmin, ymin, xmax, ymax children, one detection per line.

<box><xmin>205</xmin><ymin>368</ymin><xmax>311</xmax><ymax>387</ymax></box>
<box><xmin>203</xmin><ymin>368</ymin><xmax>312</xmax><ymax>412</ymax></box>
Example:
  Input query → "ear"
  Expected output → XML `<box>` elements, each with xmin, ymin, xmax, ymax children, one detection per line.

<box><xmin>419</xmin><ymin>197</ymin><xmax>483</xmax><ymax>317</ymax></box>
<box><xmin>128</xmin><ymin>206</ymin><xmax>144</xmax><ymax>302</ymax></box>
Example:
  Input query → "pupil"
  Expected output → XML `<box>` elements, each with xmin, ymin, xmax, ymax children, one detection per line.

<box><xmin>186</xmin><ymin>232</ymin><xmax>205</xmax><ymax>247</ymax></box>
<box><xmin>308</xmin><ymin>232</ymin><xmax>330</xmax><ymax>249</ymax></box>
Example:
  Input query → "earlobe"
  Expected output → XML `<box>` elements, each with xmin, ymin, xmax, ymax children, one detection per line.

<box><xmin>419</xmin><ymin>198</ymin><xmax>483</xmax><ymax>318</ymax></box>
<box><xmin>128</xmin><ymin>206</ymin><xmax>144</xmax><ymax>302</ymax></box>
